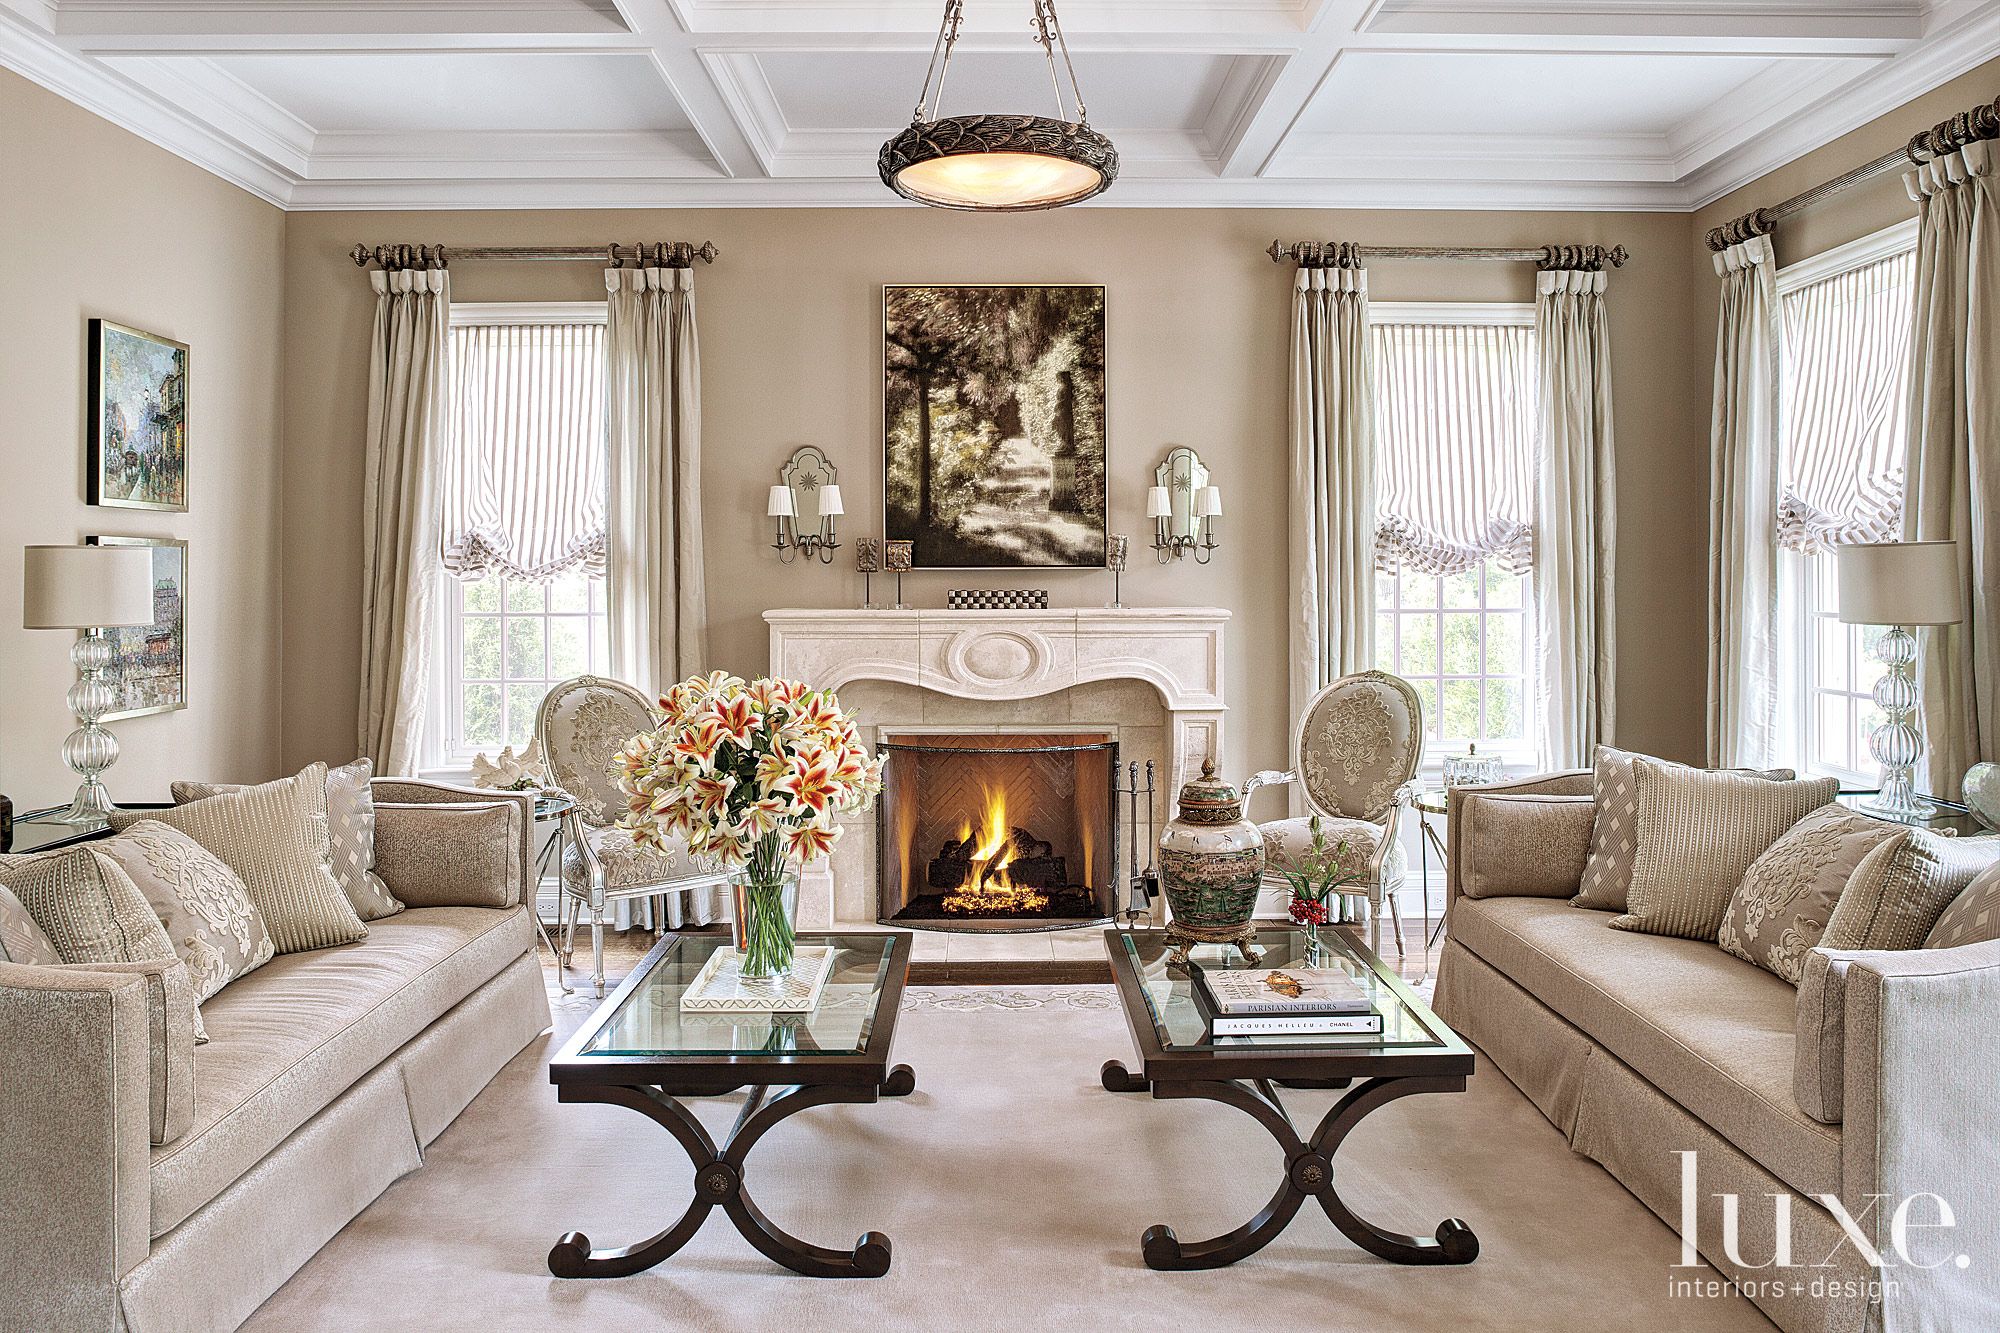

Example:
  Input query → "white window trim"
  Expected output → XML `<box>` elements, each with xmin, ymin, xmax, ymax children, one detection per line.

<box><xmin>421</xmin><ymin>300</ymin><xmax>609</xmax><ymax>783</ymax></box>
<box><xmin>1772</xmin><ymin>218</ymin><xmax>1919</xmax><ymax>787</ymax></box>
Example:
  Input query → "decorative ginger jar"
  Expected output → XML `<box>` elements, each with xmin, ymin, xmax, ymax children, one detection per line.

<box><xmin>1158</xmin><ymin>760</ymin><xmax>1265</xmax><ymax>947</ymax></box>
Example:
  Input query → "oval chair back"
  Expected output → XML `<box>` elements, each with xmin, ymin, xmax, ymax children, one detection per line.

<box><xmin>534</xmin><ymin>675</ymin><xmax>657</xmax><ymax>830</ymax></box>
<box><xmin>1293</xmin><ymin>670</ymin><xmax>1426</xmax><ymax>824</ymax></box>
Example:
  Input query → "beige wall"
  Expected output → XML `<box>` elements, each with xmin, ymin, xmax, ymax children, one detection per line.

<box><xmin>0</xmin><ymin>69</ymin><xmax>286</xmax><ymax>811</ymax></box>
<box><xmin>282</xmin><ymin>205</ymin><xmax>1706</xmax><ymax>785</ymax></box>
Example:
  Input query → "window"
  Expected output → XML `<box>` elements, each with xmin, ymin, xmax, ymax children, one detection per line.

<box><xmin>429</xmin><ymin>304</ymin><xmax>610</xmax><ymax>770</ymax></box>
<box><xmin>1775</xmin><ymin>223</ymin><xmax>1917</xmax><ymax>782</ymax></box>
<box><xmin>1368</xmin><ymin>304</ymin><xmax>1540</xmax><ymax>759</ymax></box>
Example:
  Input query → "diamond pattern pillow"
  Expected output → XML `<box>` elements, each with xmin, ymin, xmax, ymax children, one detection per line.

<box><xmin>1717</xmin><ymin>803</ymin><xmax>1903</xmax><ymax>983</ymax></box>
<box><xmin>174</xmin><ymin>758</ymin><xmax>403</xmax><ymax>921</ymax></box>
<box><xmin>0</xmin><ymin>883</ymin><xmax>63</xmax><ymax>965</ymax></box>
<box><xmin>95</xmin><ymin>820</ymin><xmax>275</xmax><ymax>1003</ymax></box>
<box><xmin>1573</xmin><ymin>747</ymin><xmax>1795</xmax><ymax>912</ymax></box>
<box><xmin>1926</xmin><ymin>861</ymin><xmax>2000</xmax><ymax>949</ymax></box>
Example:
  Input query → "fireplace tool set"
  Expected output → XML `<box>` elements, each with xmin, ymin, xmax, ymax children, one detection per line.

<box><xmin>1114</xmin><ymin>760</ymin><xmax>1159</xmax><ymax>927</ymax></box>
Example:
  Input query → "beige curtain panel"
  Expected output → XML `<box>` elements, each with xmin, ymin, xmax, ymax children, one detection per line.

<box><xmin>1706</xmin><ymin>235</ymin><xmax>1783</xmax><ymax>769</ymax></box>
<box><xmin>1903</xmin><ymin>141</ymin><xmax>1999</xmax><ymax>799</ymax></box>
<box><xmin>605</xmin><ymin>265</ymin><xmax>707</xmax><ymax>696</ymax></box>
<box><xmin>1371</xmin><ymin>320</ymin><xmax>1538</xmax><ymax>577</ymax></box>
<box><xmin>358</xmin><ymin>267</ymin><xmax>451</xmax><ymax>775</ymax></box>
<box><xmin>1289</xmin><ymin>265</ymin><xmax>1376</xmax><ymax>726</ymax></box>
<box><xmin>1534</xmin><ymin>268</ymin><xmax>1619</xmax><ymax>769</ymax></box>
<box><xmin>442</xmin><ymin>320</ymin><xmax>608</xmax><ymax>583</ymax></box>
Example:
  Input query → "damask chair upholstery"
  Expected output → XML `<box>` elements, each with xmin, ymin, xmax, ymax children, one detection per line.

<box><xmin>536</xmin><ymin>675</ymin><xmax>732</xmax><ymax>994</ymax></box>
<box><xmin>1246</xmin><ymin>671</ymin><xmax>1425</xmax><ymax>956</ymax></box>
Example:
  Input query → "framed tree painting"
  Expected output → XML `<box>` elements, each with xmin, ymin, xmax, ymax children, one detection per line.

<box><xmin>884</xmin><ymin>285</ymin><xmax>1106</xmax><ymax>568</ymax></box>
<box><xmin>86</xmin><ymin>536</ymin><xmax>187</xmax><ymax>720</ymax></box>
<box><xmin>89</xmin><ymin>319</ymin><xmax>188</xmax><ymax>512</ymax></box>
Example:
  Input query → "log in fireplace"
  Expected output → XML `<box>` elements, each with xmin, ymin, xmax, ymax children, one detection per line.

<box><xmin>877</xmin><ymin>732</ymin><xmax>1117</xmax><ymax>932</ymax></box>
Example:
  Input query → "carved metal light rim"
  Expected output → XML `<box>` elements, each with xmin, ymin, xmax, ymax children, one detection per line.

<box><xmin>878</xmin><ymin>113</ymin><xmax>1120</xmax><ymax>213</ymax></box>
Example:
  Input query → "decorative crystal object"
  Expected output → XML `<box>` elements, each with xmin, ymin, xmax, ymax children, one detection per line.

<box><xmin>1861</xmin><ymin>625</ymin><xmax>1933</xmax><ymax>821</ymax></box>
<box><xmin>52</xmin><ymin>630</ymin><xmax>122</xmax><ymax>824</ymax></box>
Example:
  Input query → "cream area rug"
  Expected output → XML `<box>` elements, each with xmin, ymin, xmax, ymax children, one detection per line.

<box><xmin>246</xmin><ymin>987</ymin><xmax>1773</xmax><ymax>1332</ymax></box>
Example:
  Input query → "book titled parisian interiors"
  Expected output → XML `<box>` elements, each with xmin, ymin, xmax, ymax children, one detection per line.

<box><xmin>1193</xmin><ymin>966</ymin><xmax>1384</xmax><ymax>1037</ymax></box>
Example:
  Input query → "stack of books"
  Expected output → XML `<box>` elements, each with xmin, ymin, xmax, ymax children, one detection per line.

<box><xmin>1191</xmin><ymin>965</ymin><xmax>1383</xmax><ymax>1037</ymax></box>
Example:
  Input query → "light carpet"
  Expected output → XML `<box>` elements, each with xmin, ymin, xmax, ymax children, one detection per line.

<box><xmin>245</xmin><ymin>986</ymin><xmax>1772</xmax><ymax>1332</ymax></box>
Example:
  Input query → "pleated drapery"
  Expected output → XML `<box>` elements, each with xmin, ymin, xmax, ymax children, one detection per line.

<box><xmin>442</xmin><ymin>321</ymin><xmax>608</xmax><ymax>583</ymax></box>
<box><xmin>1371</xmin><ymin>320</ymin><xmax>1538</xmax><ymax>577</ymax></box>
<box><xmin>1903</xmin><ymin>141</ymin><xmax>1999</xmax><ymax>799</ymax></box>
<box><xmin>358</xmin><ymin>267</ymin><xmax>451</xmax><ymax>775</ymax></box>
<box><xmin>1777</xmin><ymin>250</ymin><xmax>1915</xmax><ymax>552</ymax></box>
<box><xmin>1289</xmin><ymin>265</ymin><xmax>1376</xmax><ymax>724</ymax></box>
<box><xmin>1534</xmin><ymin>268</ymin><xmax>1619</xmax><ymax>769</ymax></box>
<box><xmin>1706</xmin><ymin>235</ymin><xmax>1783</xmax><ymax>769</ymax></box>
<box><xmin>604</xmin><ymin>265</ymin><xmax>707</xmax><ymax>696</ymax></box>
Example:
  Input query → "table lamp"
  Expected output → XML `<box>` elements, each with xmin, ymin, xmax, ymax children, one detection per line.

<box><xmin>22</xmin><ymin>543</ymin><xmax>156</xmax><ymax>823</ymax></box>
<box><xmin>1836</xmin><ymin>540</ymin><xmax>1964</xmax><ymax>820</ymax></box>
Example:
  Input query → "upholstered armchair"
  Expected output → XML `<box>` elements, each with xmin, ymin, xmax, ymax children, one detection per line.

<box><xmin>1245</xmin><ymin>670</ymin><xmax>1426</xmax><ymax>956</ymax></box>
<box><xmin>535</xmin><ymin>675</ymin><xmax>733</xmax><ymax>995</ymax></box>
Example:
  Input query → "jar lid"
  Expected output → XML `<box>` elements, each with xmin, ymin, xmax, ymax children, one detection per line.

<box><xmin>1177</xmin><ymin>759</ymin><xmax>1244</xmax><ymax>822</ymax></box>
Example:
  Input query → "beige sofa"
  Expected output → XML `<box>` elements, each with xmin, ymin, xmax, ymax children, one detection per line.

<box><xmin>1434</xmin><ymin>773</ymin><xmax>2000</xmax><ymax>1333</ymax></box>
<box><xmin>0</xmin><ymin>780</ymin><xmax>553</xmax><ymax>1333</ymax></box>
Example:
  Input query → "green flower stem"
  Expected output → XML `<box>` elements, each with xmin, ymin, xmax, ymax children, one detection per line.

<box><xmin>737</xmin><ymin>831</ymin><xmax>795</xmax><ymax>979</ymax></box>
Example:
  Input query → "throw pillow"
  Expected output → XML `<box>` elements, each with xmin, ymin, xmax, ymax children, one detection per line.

<box><xmin>0</xmin><ymin>883</ymin><xmax>63</xmax><ymax>965</ymax></box>
<box><xmin>174</xmin><ymin>757</ymin><xmax>404</xmax><ymax>921</ymax></box>
<box><xmin>1718</xmin><ymin>804</ymin><xmax>1905</xmax><ymax>984</ymax></box>
<box><xmin>372</xmin><ymin>800</ymin><xmax>521</xmax><ymax>909</ymax></box>
<box><xmin>95</xmin><ymin>820</ymin><xmax>275</xmax><ymax>1003</ymax></box>
<box><xmin>0</xmin><ymin>847</ymin><xmax>177</xmax><ymax>968</ymax></box>
<box><xmin>1573</xmin><ymin>746</ymin><xmax>1795</xmax><ymax>912</ymax></box>
<box><xmin>1820</xmin><ymin>830</ymin><xmax>2000</xmax><ymax>953</ymax></box>
<box><xmin>112</xmin><ymin>762</ymin><xmax>367</xmax><ymax>954</ymax></box>
<box><xmin>1457</xmin><ymin>794</ymin><xmax>1594</xmax><ymax>899</ymax></box>
<box><xmin>1925</xmin><ymin>861</ymin><xmax>2000</xmax><ymax>949</ymax></box>
<box><xmin>1611</xmin><ymin>761</ymin><xmax>1837</xmax><ymax>940</ymax></box>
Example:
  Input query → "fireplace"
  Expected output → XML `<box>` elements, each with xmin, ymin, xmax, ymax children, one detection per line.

<box><xmin>877</xmin><ymin>732</ymin><xmax>1117</xmax><ymax>932</ymax></box>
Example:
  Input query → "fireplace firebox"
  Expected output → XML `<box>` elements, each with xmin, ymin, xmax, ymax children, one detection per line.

<box><xmin>877</xmin><ymin>732</ymin><xmax>1117</xmax><ymax>932</ymax></box>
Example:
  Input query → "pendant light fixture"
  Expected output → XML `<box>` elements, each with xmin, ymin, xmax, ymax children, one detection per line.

<box><xmin>879</xmin><ymin>0</ymin><xmax>1118</xmax><ymax>212</ymax></box>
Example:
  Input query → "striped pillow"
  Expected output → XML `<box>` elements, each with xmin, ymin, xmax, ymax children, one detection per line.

<box><xmin>0</xmin><ymin>847</ymin><xmax>177</xmax><ymax>967</ymax></box>
<box><xmin>1611</xmin><ymin>759</ymin><xmax>1838</xmax><ymax>941</ymax></box>
<box><xmin>111</xmin><ymin>763</ymin><xmax>367</xmax><ymax>955</ymax></box>
<box><xmin>1822</xmin><ymin>831</ymin><xmax>2000</xmax><ymax>953</ymax></box>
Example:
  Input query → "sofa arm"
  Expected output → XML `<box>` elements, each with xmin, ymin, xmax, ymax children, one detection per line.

<box><xmin>0</xmin><ymin>961</ymin><xmax>155</xmax><ymax>1330</ymax></box>
<box><xmin>1838</xmin><ymin>937</ymin><xmax>2000</xmax><ymax>1321</ymax></box>
<box><xmin>374</xmin><ymin>798</ymin><xmax>529</xmax><ymax>909</ymax></box>
<box><xmin>371</xmin><ymin>780</ymin><xmax>534</xmax><ymax>904</ymax></box>
<box><xmin>1444</xmin><ymin>771</ymin><xmax>1593</xmax><ymax>909</ymax></box>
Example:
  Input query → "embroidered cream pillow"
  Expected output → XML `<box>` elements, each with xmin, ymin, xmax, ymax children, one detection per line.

<box><xmin>1611</xmin><ymin>760</ymin><xmax>1837</xmax><ymax>941</ymax></box>
<box><xmin>112</xmin><ymin>762</ymin><xmax>367</xmax><ymax>954</ymax></box>
<box><xmin>96</xmin><ymin>820</ymin><xmax>275</xmax><ymax>1003</ymax></box>
<box><xmin>1717</xmin><ymin>803</ymin><xmax>1903</xmax><ymax>983</ymax></box>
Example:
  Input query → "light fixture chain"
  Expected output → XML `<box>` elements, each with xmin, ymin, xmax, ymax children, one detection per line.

<box><xmin>1040</xmin><ymin>0</ymin><xmax>1088</xmax><ymax>124</ymax></box>
<box><xmin>918</xmin><ymin>0</ymin><xmax>965</xmax><ymax>125</ymax></box>
<box><xmin>1030</xmin><ymin>1</ymin><xmax>1068</xmax><ymax>122</ymax></box>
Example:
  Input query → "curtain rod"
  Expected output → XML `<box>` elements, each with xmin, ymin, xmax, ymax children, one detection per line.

<box><xmin>1267</xmin><ymin>241</ymin><xmax>1628</xmax><ymax>270</ymax></box>
<box><xmin>1707</xmin><ymin>93</ymin><xmax>1998</xmax><ymax>252</ymax></box>
<box><xmin>349</xmin><ymin>242</ymin><xmax>720</xmax><ymax>271</ymax></box>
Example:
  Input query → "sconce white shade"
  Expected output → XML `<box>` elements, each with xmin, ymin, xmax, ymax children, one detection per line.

<box><xmin>816</xmin><ymin>484</ymin><xmax>844</xmax><ymax>518</ymax></box>
<box><xmin>1836</xmin><ymin>541</ymin><xmax>1963</xmax><ymax>626</ymax></box>
<box><xmin>22</xmin><ymin>544</ymin><xmax>155</xmax><ymax>630</ymax></box>
<box><xmin>766</xmin><ymin>485</ymin><xmax>796</xmax><ymax>518</ymax></box>
<box><xmin>1145</xmin><ymin>486</ymin><xmax>1171</xmax><ymax>519</ymax></box>
<box><xmin>1195</xmin><ymin>486</ymin><xmax>1222</xmax><ymax>518</ymax></box>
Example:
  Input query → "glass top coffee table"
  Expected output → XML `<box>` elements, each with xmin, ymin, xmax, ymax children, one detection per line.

<box><xmin>1102</xmin><ymin>926</ymin><xmax>1479</xmax><ymax>1271</ymax></box>
<box><xmin>547</xmin><ymin>931</ymin><xmax>914</xmax><ymax>1280</ymax></box>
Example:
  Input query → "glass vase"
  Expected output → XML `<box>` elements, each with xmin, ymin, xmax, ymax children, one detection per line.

<box><xmin>731</xmin><ymin>872</ymin><xmax>799</xmax><ymax>980</ymax></box>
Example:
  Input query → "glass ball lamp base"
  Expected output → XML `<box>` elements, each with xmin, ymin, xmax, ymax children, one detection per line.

<box><xmin>1858</xmin><ymin>625</ymin><xmax>1935</xmax><ymax>823</ymax></box>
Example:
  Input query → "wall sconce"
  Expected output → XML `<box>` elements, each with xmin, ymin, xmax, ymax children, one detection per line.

<box><xmin>1149</xmin><ymin>446</ymin><xmax>1220</xmax><ymax>564</ymax></box>
<box><xmin>769</xmin><ymin>446</ymin><xmax>843</xmax><ymax>564</ymax></box>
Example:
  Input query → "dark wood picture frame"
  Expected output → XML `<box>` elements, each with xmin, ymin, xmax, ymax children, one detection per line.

<box><xmin>88</xmin><ymin>318</ymin><xmax>189</xmax><ymax>512</ymax></box>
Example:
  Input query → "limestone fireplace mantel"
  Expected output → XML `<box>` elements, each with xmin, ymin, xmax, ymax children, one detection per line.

<box><xmin>764</xmin><ymin>607</ymin><xmax>1231</xmax><ymax>928</ymax></box>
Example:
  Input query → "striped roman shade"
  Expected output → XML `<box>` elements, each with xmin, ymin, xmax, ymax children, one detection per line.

<box><xmin>1370</xmin><ymin>319</ymin><xmax>1537</xmax><ymax>576</ymax></box>
<box><xmin>1776</xmin><ymin>249</ymin><xmax>1915</xmax><ymax>552</ymax></box>
<box><xmin>442</xmin><ymin>319</ymin><xmax>608</xmax><ymax>582</ymax></box>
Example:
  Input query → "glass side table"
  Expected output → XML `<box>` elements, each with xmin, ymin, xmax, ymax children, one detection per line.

<box><xmin>1412</xmin><ymin>788</ymin><xmax>1451</xmax><ymax>948</ymax></box>
<box><xmin>1836</xmin><ymin>790</ymin><xmax>1991</xmax><ymax>837</ymax></box>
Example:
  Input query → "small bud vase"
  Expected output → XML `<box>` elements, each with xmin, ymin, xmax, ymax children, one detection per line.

<box><xmin>731</xmin><ymin>872</ymin><xmax>799</xmax><ymax>979</ymax></box>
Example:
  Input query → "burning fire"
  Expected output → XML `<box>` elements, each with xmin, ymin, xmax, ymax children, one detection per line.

<box><xmin>941</xmin><ymin>785</ymin><xmax>1050</xmax><ymax>915</ymax></box>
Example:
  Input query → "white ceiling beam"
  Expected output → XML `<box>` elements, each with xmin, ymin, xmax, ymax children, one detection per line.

<box><xmin>602</xmin><ymin>0</ymin><xmax>764</xmax><ymax>176</ymax></box>
<box><xmin>663</xmin><ymin>0</ymin><xmax>1315</xmax><ymax>37</ymax></box>
<box><xmin>1366</xmin><ymin>1</ymin><xmax>1923</xmax><ymax>54</ymax></box>
<box><xmin>54</xmin><ymin>0</ymin><xmax>637</xmax><ymax>40</ymax></box>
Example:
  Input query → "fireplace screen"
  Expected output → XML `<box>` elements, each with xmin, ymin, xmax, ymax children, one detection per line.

<box><xmin>878</xmin><ymin>733</ymin><xmax>1117</xmax><ymax>931</ymax></box>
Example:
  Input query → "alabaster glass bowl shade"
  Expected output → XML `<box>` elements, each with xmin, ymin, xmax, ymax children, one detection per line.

<box><xmin>893</xmin><ymin>151</ymin><xmax>1105</xmax><ymax>211</ymax></box>
<box><xmin>879</xmin><ymin>114</ymin><xmax>1117</xmax><ymax>212</ymax></box>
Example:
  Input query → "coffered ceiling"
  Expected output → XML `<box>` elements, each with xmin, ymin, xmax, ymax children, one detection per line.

<box><xmin>3</xmin><ymin>0</ymin><xmax>1996</xmax><ymax>209</ymax></box>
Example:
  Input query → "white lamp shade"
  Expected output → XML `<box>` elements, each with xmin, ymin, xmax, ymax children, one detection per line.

<box><xmin>1196</xmin><ymin>486</ymin><xmax>1222</xmax><ymax>518</ymax></box>
<box><xmin>766</xmin><ymin>485</ymin><xmax>796</xmax><ymax>518</ymax></box>
<box><xmin>23</xmin><ymin>544</ymin><xmax>155</xmax><ymax>629</ymax></box>
<box><xmin>1145</xmin><ymin>486</ymin><xmax>1171</xmax><ymax>518</ymax></box>
<box><xmin>816</xmin><ymin>484</ymin><xmax>844</xmax><ymax>518</ymax></box>
<box><xmin>1837</xmin><ymin>541</ymin><xmax>1964</xmax><ymax>626</ymax></box>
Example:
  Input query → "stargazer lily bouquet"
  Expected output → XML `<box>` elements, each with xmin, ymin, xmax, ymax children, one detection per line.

<box><xmin>613</xmin><ymin>672</ymin><xmax>885</xmax><ymax>885</ymax></box>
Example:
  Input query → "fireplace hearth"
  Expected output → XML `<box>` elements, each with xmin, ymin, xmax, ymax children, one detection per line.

<box><xmin>878</xmin><ymin>732</ymin><xmax>1117</xmax><ymax>932</ymax></box>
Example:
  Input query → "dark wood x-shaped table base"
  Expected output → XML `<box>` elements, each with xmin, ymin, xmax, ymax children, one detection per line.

<box><xmin>548</xmin><ymin>1065</ymin><xmax>917</xmax><ymax>1280</ymax></box>
<box><xmin>1100</xmin><ymin>1062</ymin><xmax>1479</xmax><ymax>1270</ymax></box>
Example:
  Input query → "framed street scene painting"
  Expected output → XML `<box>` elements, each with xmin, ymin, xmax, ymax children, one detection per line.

<box><xmin>89</xmin><ymin>319</ymin><xmax>189</xmax><ymax>511</ymax></box>
<box><xmin>884</xmin><ymin>285</ymin><xmax>1106</xmax><ymax>568</ymax></box>
<box><xmin>86</xmin><ymin>536</ymin><xmax>187</xmax><ymax>720</ymax></box>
